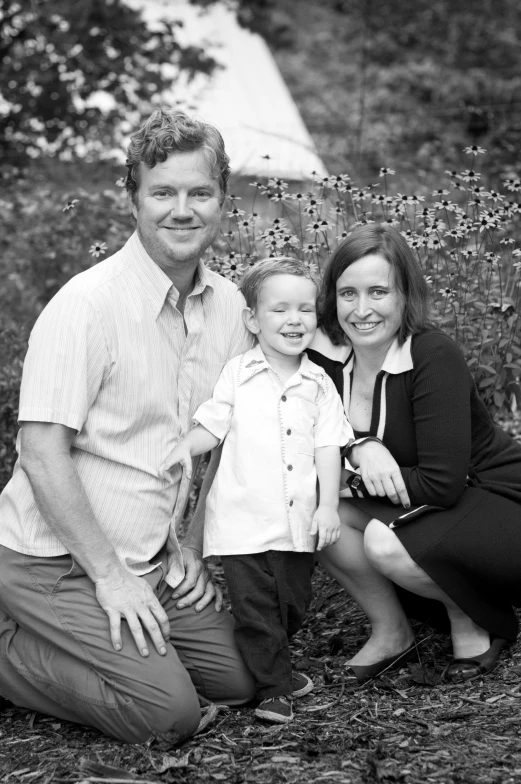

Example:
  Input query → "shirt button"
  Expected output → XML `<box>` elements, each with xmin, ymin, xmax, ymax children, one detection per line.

<box><xmin>287</xmin><ymin>429</ymin><xmax>291</xmax><ymax>435</ymax></box>
<box><xmin>287</xmin><ymin>464</ymin><xmax>293</xmax><ymax>471</ymax></box>
<box><xmin>351</xmin><ymin>476</ymin><xmax>361</xmax><ymax>488</ymax></box>
<box><xmin>289</xmin><ymin>500</ymin><xmax>294</xmax><ymax>506</ymax></box>
<box><xmin>281</xmin><ymin>395</ymin><xmax>287</xmax><ymax>402</ymax></box>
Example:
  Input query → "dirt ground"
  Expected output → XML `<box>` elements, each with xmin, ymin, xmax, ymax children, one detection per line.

<box><xmin>3</xmin><ymin>561</ymin><xmax>521</xmax><ymax>784</ymax></box>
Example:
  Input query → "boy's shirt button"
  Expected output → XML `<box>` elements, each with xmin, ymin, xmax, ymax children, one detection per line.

<box><xmin>281</xmin><ymin>395</ymin><xmax>287</xmax><ymax>402</ymax></box>
<box><xmin>287</xmin><ymin>464</ymin><xmax>293</xmax><ymax>471</ymax></box>
<box><xmin>289</xmin><ymin>500</ymin><xmax>294</xmax><ymax>506</ymax></box>
<box><xmin>287</xmin><ymin>429</ymin><xmax>291</xmax><ymax>435</ymax></box>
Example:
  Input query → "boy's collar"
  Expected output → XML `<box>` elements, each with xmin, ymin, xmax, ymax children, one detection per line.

<box><xmin>238</xmin><ymin>343</ymin><xmax>330</xmax><ymax>392</ymax></box>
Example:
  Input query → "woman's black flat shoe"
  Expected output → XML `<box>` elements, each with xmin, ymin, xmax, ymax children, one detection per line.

<box><xmin>345</xmin><ymin>644</ymin><xmax>418</xmax><ymax>684</ymax></box>
<box><xmin>442</xmin><ymin>638</ymin><xmax>507</xmax><ymax>683</ymax></box>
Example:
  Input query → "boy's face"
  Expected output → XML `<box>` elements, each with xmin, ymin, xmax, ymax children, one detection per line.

<box><xmin>244</xmin><ymin>274</ymin><xmax>318</xmax><ymax>363</ymax></box>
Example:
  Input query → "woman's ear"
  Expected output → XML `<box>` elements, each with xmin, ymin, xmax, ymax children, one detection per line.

<box><xmin>243</xmin><ymin>307</ymin><xmax>260</xmax><ymax>335</ymax></box>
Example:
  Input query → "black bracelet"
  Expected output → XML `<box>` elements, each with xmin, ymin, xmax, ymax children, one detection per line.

<box><xmin>341</xmin><ymin>436</ymin><xmax>383</xmax><ymax>460</ymax></box>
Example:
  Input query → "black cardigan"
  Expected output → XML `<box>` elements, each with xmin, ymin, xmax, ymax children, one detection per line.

<box><xmin>307</xmin><ymin>330</ymin><xmax>521</xmax><ymax>508</ymax></box>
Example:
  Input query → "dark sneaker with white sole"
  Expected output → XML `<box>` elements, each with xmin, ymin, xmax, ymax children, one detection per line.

<box><xmin>255</xmin><ymin>695</ymin><xmax>293</xmax><ymax>723</ymax></box>
<box><xmin>291</xmin><ymin>672</ymin><xmax>314</xmax><ymax>698</ymax></box>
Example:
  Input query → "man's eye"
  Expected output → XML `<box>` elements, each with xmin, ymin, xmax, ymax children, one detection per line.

<box><xmin>193</xmin><ymin>191</ymin><xmax>210</xmax><ymax>198</ymax></box>
<box><xmin>154</xmin><ymin>190</ymin><xmax>170</xmax><ymax>198</ymax></box>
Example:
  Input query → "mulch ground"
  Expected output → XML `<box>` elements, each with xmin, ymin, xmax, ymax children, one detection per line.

<box><xmin>3</xmin><ymin>562</ymin><xmax>521</xmax><ymax>784</ymax></box>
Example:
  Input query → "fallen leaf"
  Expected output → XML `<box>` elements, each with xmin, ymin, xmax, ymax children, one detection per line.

<box><xmin>271</xmin><ymin>755</ymin><xmax>300</xmax><ymax>763</ymax></box>
<box><xmin>158</xmin><ymin>752</ymin><xmax>191</xmax><ymax>772</ymax></box>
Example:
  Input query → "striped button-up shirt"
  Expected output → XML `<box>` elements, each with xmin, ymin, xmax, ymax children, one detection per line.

<box><xmin>0</xmin><ymin>233</ymin><xmax>252</xmax><ymax>587</ymax></box>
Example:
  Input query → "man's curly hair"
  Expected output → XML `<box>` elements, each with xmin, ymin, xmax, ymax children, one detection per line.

<box><xmin>125</xmin><ymin>109</ymin><xmax>230</xmax><ymax>203</ymax></box>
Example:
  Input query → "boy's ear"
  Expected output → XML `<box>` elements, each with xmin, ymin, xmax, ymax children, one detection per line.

<box><xmin>243</xmin><ymin>307</ymin><xmax>260</xmax><ymax>335</ymax></box>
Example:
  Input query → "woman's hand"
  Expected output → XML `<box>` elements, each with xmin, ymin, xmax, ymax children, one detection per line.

<box><xmin>350</xmin><ymin>441</ymin><xmax>410</xmax><ymax>507</ymax></box>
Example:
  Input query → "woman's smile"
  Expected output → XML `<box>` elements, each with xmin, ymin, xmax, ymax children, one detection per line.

<box><xmin>351</xmin><ymin>321</ymin><xmax>381</xmax><ymax>332</ymax></box>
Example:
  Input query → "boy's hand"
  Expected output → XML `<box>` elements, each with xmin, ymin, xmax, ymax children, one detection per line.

<box><xmin>310</xmin><ymin>504</ymin><xmax>340</xmax><ymax>551</ymax></box>
<box><xmin>163</xmin><ymin>444</ymin><xmax>192</xmax><ymax>480</ymax></box>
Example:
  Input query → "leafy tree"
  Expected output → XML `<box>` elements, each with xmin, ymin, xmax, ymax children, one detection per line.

<box><xmin>0</xmin><ymin>0</ymin><xmax>217</xmax><ymax>159</ymax></box>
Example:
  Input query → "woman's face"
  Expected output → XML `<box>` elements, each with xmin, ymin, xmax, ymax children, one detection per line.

<box><xmin>335</xmin><ymin>253</ymin><xmax>405</xmax><ymax>353</ymax></box>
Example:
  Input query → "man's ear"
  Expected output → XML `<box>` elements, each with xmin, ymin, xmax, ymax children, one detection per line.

<box><xmin>243</xmin><ymin>307</ymin><xmax>260</xmax><ymax>335</ymax></box>
<box><xmin>129</xmin><ymin>194</ymin><xmax>138</xmax><ymax>222</ymax></box>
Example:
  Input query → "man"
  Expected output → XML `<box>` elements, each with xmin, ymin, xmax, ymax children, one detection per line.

<box><xmin>0</xmin><ymin>110</ymin><xmax>255</xmax><ymax>743</ymax></box>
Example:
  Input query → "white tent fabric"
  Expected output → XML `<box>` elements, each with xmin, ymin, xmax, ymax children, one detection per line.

<box><xmin>127</xmin><ymin>0</ymin><xmax>328</xmax><ymax>180</ymax></box>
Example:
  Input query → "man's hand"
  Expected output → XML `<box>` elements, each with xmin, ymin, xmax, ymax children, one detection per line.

<box><xmin>311</xmin><ymin>504</ymin><xmax>341</xmax><ymax>551</ymax></box>
<box><xmin>171</xmin><ymin>545</ymin><xmax>223</xmax><ymax>613</ymax></box>
<box><xmin>351</xmin><ymin>441</ymin><xmax>410</xmax><ymax>507</ymax></box>
<box><xmin>95</xmin><ymin>567</ymin><xmax>170</xmax><ymax>657</ymax></box>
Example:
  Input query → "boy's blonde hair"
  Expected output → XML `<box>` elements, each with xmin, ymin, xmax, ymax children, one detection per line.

<box><xmin>238</xmin><ymin>257</ymin><xmax>320</xmax><ymax>311</ymax></box>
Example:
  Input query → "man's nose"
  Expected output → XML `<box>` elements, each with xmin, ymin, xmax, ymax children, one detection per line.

<box><xmin>170</xmin><ymin>195</ymin><xmax>193</xmax><ymax>219</ymax></box>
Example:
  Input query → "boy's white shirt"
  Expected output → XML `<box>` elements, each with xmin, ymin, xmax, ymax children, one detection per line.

<box><xmin>193</xmin><ymin>344</ymin><xmax>354</xmax><ymax>557</ymax></box>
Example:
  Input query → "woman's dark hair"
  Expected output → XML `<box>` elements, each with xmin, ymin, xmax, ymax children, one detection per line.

<box><xmin>318</xmin><ymin>224</ymin><xmax>431</xmax><ymax>345</ymax></box>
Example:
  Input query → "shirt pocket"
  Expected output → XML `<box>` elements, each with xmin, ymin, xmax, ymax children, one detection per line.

<box><xmin>295</xmin><ymin>399</ymin><xmax>318</xmax><ymax>456</ymax></box>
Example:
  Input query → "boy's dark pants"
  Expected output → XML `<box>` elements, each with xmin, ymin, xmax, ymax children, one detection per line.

<box><xmin>221</xmin><ymin>550</ymin><xmax>315</xmax><ymax>699</ymax></box>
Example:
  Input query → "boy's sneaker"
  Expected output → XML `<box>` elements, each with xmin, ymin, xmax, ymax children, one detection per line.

<box><xmin>255</xmin><ymin>695</ymin><xmax>293</xmax><ymax>724</ymax></box>
<box><xmin>291</xmin><ymin>672</ymin><xmax>314</xmax><ymax>698</ymax></box>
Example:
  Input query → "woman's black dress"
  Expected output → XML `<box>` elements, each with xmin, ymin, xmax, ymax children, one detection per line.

<box><xmin>308</xmin><ymin>329</ymin><xmax>521</xmax><ymax>640</ymax></box>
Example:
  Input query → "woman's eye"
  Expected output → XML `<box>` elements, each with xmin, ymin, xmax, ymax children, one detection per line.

<box><xmin>340</xmin><ymin>290</ymin><xmax>356</xmax><ymax>299</ymax></box>
<box><xmin>372</xmin><ymin>289</ymin><xmax>387</xmax><ymax>297</ymax></box>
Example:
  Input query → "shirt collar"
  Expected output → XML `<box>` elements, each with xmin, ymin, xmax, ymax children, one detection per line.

<box><xmin>343</xmin><ymin>335</ymin><xmax>413</xmax><ymax>376</ymax></box>
<box><xmin>237</xmin><ymin>343</ymin><xmax>330</xmax><ymax>393</ymax></box>
<box><xmin>309</xmin><ymin>328</ymin><xmax>351</xmax><ymax>363</ymax></box>
<box><xmin>125</xmin><ymin>232</ymin><xmax>214</xmax><ymax>320</ymax></box>
<box><xmin>380</xmin><ymin>335</ymin><xmax>413</xmax><ymax>374</ymax></box>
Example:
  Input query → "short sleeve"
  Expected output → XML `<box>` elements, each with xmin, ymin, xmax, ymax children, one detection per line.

<box><xmin>314</xmin><ymin>380</ymin><xmax>354</xmax><ymax>449</ymax></box>
<box><xmin>18</xmin><ymin>287</ymin><xmax>109</xmax><ymax>432</ymax></box>
<box><xmin>192</xmin><ymin>358</ymin><xmax>237</xmax><ymax>442</ymax></box>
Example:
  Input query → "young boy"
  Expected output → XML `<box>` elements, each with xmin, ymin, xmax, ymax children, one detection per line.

<box><xmin>165</xmin><ymin>258</ymin><xmax>353</xmax><ymax>724</ymax></box>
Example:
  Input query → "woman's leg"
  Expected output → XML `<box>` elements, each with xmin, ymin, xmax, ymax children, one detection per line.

<box><xmin>364</xmin><ymin>519</ymin><xmax>491</xmax><ymax>658</ymax></box>
<box><xmin>317</xmin><ymin>502</ymin><xmax>414</xmax><ymax>665</ymax></box>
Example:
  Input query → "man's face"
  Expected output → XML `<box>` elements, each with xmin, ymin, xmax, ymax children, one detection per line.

<box><xmin>131</xmin><ymin>149</ymin><xmax>223</xmax><ymax>272</ymax></box>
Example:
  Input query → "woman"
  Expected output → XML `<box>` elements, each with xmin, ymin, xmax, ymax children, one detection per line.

<box><xmin>307</xmin><ymin>224</ymin><xmax>521</xmax><ymax>683</ymax></box>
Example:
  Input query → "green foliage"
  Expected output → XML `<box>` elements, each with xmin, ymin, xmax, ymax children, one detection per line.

<box><xmin>0</xmin><ymin>0</ymin><xmax>216</xmax><ymax>158</ymax></box>
<box><xmin>1</xmin><ymin>150</ymin><xmax>520</xmax><ymax>492</ymax></box>
<box><xmin>207</xmin><ymin>149</ymin><xmax>521</xmax><ymax>416</ymax></box>
<box><xmin>228</xmin><ymin>0</ymin><xmax>521</xmax><ymax>177</ymax></box>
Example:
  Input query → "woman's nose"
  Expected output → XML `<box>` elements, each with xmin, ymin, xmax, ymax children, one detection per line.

<box><xmin>354</xmin><ymin>294</ymin><xmax>372</xmax><ymax>316</ymax></box>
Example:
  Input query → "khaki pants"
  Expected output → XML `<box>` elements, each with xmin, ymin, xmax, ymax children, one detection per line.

<box><xmin>0</xmin><ymin>545</ymin><xmax>254</xmax><ymax>743</ymax></box>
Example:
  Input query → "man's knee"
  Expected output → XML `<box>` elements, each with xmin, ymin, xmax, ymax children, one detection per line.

<box><xmin>115</xmin><ymin>672</ymin><xmax>201</xmax><ymax>744</ymax></box>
